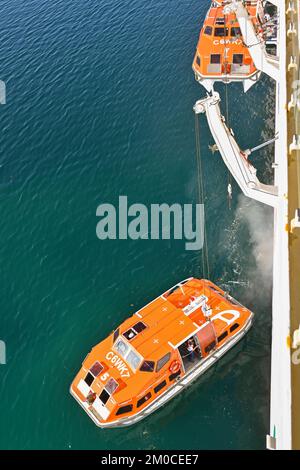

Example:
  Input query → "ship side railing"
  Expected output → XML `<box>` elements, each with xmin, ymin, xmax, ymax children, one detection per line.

<box><xmin>286</xmin><ymin>0</ymin><xmax>300</xmax><ymax>451</ymax></box>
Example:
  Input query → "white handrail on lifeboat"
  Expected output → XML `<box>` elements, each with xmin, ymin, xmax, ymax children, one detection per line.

<box><xmin>193</xmin><ymin>92</ymin><xmax>278</xmax><ymax>207</ymax></box>
<box><xmin>224</xmin><ymin>0</ymin><xmax>280</xmax><ymax>82</ymax></box>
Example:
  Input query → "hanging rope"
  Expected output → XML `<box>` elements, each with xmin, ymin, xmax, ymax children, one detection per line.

<box><xmin>194</xmin><ymin>112</ymin><xmax>210</xmax><ymax>280</ymax></box>
<box><xmin>225</xmin><ymin>83</ymin><xmax>232</xmax><ymax>210</ymax></box>
<box><xmin>223</xmin><ymin>12</ymin><xmax>233</xmax><ymax>211</ymax></box>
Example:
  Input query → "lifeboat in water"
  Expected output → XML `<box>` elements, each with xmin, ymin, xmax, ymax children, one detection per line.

<box><xmin>192</xmin><ymin>0</ymin><xmax>264</xmax><ymax>92</ymax></box>
<box><xmin>70</xmin><ymin>278</ymin><xmax>254</xmax><ymax>427</ymax></box>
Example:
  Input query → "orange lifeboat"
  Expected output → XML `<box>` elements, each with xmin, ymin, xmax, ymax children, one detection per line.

<box><xmin>192</xmin><ymin>1</ymin><xmax>264</xmax><ymax>91</ymax></box>
<box><xmin>70</xmin><ymin>278</ymin><xmax>254</xmax><ymax>427</ymax></box>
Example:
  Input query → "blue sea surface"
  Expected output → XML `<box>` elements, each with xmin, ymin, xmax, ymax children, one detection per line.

<box><xmin>0</xmin><ymin>0</ymin><xmax>274</xmax><ymax>449</ymax></box>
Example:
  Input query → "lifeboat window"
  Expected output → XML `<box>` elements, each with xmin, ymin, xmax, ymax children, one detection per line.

<box><xmin>137</xmin><ymin>392</ymin><xmax>152</xmax><ymax>408</ymax></box>
<box><xmin>233</xmin><ymin>54</ymin><xmax>244</xmax><ymax>65</ymax></box>
<box><xmin>84</xmin><ymin>372</ymin><xmax>94</xmax><ymax>387</ymax></box>
<box><xmin>105</xmin><ymin>377</ymin><xmax>119</xmax><ymax>394</ymax></box>
<box><xmin>218</xmin><ymin>331</ymin><xmax>228</xmax><ymax>343</ymax></box>
<box><xmin>196</xmin><ymin>56</ymin><xmax>201</xmax><ymax>66</ymax></box>
<box><xmin>204</xmin><ymin>26</ymin><xmax>213</xmax><ymax>35</ymax></box>
<box><xmin>169</xmin><ymin>369</ymin><xmax>181</xmax><ymax>382</ymax></box>
<box><xmin>214</xmin><ymin>27</ymin><xmax>228</xmax><ymax>37</ymax></box>
<box><xmin>124</xmin><ymin>322</ymin><xmax>146</xmax><ymax>341</ymax></box>
<box><xmin>133</xmin><ymin>322</ymin><xmax>147</xmax><ymax>333</ymax></box>
<box><xmin>89</xmin><ymin>361</ymin><xmax>104</xmax><ymax>377</ymax></box>
<box><xmin>231</xmin><ymin>27</ymin><xmax>241</xmax><ymax>37</ymax></box>
<box><xmin>230</xmin><ymin>323</ymin><xmax>239</xmax><ymax>333</ymax></box>
<box><xmin>127</xmin><ymin>349</ymin><xmax>142</xmax><ymax>370</ymax></box>
<box><xmin>99</xmin><ymin>389</ymin><xmax>110</xmax><ymax>405</ymax></box>
<box><xmin>116</xmin><ymin>404</ymin><xmax>133</xmax><ymax>416</ymax></box>
<box><xmin>84</xmin><ymin>372</ymin><xmax>94</xmax><ymax>386</ymax></box>
<box><xmin>210</xmin><ymin>54</ymin><xmax>221</xmax><ymax>64</ymax></box>
<box><xmin>114</xmin><ymin>338</ymin><xmax>143</xmax><ymax>371</ymax></box>
<box><xmin>156</xmin><ymin>352</ymin><xmax>171</xmax><ymax>372</ymax></box>
<box><xmin>113</xmin><ymin>328</ymin><xmax>119</xmax><ymax>343</ymax></box>
<box><xmin>205</xmin><ymin>340</ymin><xmax>217</xmax><ymax>354</ymax></box>
<box><xmin>114</xmin><ymin>338</ymin><xmax>129</xmax><ymax>356</ymax></box>
<box><xmin>123</xmin><ymin>329</ymin><xmax>137</xmax><ymax>341</ymax></box>
<box><xmin>154</xmin><ymin>380</ymin><xmax>167</xmax><ymax>394</ymax></box>
<box><xmin>140</xmin><ymin>360</ymin><xmax>155</xmax><ymax>372</ymax></box>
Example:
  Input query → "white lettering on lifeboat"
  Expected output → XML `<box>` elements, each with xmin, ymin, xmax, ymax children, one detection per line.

<box><xmin>211</xmin><ymin>309</ymin><xmax>240</xmax><ymax>326</ymax></box>
<box><xmin>105</xmin><ymin>351</ymin><xmax>130</xmax><ymax>378</ymax></box>
<box><xmin>213</xmin><ymin>39</ymin><xmax>242</xmax><ymax>46</ymax></box>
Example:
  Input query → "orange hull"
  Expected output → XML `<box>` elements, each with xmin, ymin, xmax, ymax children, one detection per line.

<box><xmin>70</xmin><ymin>278</ymin><xmax>253</xmax><ymax>428</ymax></box>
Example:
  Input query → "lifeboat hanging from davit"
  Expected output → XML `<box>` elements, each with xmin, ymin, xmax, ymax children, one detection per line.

<box><xmin>70</xmin><ymin>278</ymin><xmax>254</xmax><ymax>428</ymax></box>
<box><xmin>192</xmin><ymin>0</ymin><xmax>264</xmax><ymax>92</ymax></box>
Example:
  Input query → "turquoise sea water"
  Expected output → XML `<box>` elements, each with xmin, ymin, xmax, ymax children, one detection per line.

<box><xmin>0</xmin><ymin>0</ymin><xmax>275</xmax><ymax>449</ymax></box>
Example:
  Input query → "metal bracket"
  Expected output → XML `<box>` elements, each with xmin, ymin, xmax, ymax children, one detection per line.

<box><xmin>291</xmin><ymin>208</ymin><xmax>300</xmax><ymax>233</ymax></box>
<box><xmin>286</xmin><ymin>1</ymin><xmax>296</xmax><ymax>14</ymax></box>
<box><xmin>287</xmin><ymin>22</ymin><xmax>297</xmax><ymax>37</ymax></box>
<box><xmin>288</xmin><ymin>56</ymin><xmax>298</xmax><ymax>71</ymax></box>
<box><xmin>289</xmin><ymin>135</ymin><xmax>300</xmax><ymax>154</ymax></box>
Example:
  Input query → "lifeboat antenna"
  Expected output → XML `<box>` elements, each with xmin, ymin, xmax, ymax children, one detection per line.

<box><xmin>204</xmin><ymin>304</ymin><xmax>213</xmax><ymax>320</ymax></box>
<box><xmin>202</xmin><ymin>287</ymin><xmax>213</xmax><ymax>320</ymax></box>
